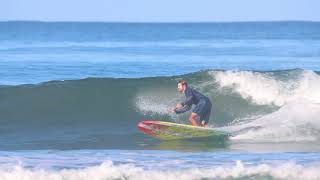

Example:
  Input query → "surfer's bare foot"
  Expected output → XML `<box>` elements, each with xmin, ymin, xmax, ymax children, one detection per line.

<box><xmin>200</xmin><ymin>120</ymin><xmax>208</xmax><ymax>127</ymax></box>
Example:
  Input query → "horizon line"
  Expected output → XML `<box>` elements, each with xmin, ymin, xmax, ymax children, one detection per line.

<box><xmin>1</xmin><ymin>20</ymin><xmax>320</xmax><ymax>23</ymax></box>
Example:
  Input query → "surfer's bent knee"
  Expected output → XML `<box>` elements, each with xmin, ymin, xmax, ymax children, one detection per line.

<box><xmin>189</xmin><ymin>113</ymin><xmax>199</xmax><ymax>126</ymax></box>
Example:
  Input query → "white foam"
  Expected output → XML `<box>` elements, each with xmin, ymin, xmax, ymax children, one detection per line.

<box><xmin>213</xmin><ymin>70</ymin><xmax>320</xmax><ymax>106</ymax></box>
<box><xmin>0</xmin><ymin>161</ymin><xmax>319</xmax><ymax>180</ymax></box>
<box><xmin>212</xmin><ymin>70</ymin><xmax>320</xmax><ymax>142</ymax></box>
<box><xmin>135</xmin><ymin>90</ymin><xmax>181</xmax><ymax>117</ymax></box>
<box><xmin>230</xmin><ymin>101</ymin><xmax>320</xmax><ymax>142</ymax></box>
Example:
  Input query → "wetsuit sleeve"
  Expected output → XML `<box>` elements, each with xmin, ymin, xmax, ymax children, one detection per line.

<box><xmin>181</xmin><ymin>88</ymin><xmax>193</xmax><ymax>106</ymax></box>
<box><xmin>174</xmin><ymin>105</ymin><xmax>191</xmax><ymax>114</ymax></box>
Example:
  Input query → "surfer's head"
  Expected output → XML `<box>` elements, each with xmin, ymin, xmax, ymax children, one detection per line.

<box><xmin>177</xmin><ymin>80</ymin><xmax>187</xmax><ymax>93</ymax></box>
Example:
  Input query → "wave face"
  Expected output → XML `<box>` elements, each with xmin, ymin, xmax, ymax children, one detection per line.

<box><xmin>0</xmin><ymin>69</ymin><xmax>320</xmax><ymax>149</ymax></box>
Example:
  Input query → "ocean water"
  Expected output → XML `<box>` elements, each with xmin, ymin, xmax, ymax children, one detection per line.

<box><xmin>0</xmin><ymin>21</ymin><xmax>320</xmax><ymax>179</ymax></box>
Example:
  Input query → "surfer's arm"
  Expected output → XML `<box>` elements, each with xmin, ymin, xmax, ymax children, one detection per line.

<box><xmin>174</xmin><ymin>105</ymin><xmax>191</xmax><ymax>114</ymax></box>
<box><xmin>181</xmin><ymin>88</ymin><xmax>193</xmax><ymax>106</ymax></box>
<box><xmin>181</xmin><ymin>96</ymin><xmax>193</xmax><ymax>107</ymax></box>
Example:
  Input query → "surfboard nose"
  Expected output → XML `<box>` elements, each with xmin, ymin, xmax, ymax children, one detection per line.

<box><xmin>137</xmin><ymin>120</ymin><xmax>157</xmax><ymax>136</ymax></box>
<box><xmin>137</xmin><ymin>121</ymin><xmax>145</xmax><ymax>130</ymax></box>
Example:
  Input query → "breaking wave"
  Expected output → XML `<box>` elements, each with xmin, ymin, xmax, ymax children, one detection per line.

<box><xmin>0</xmin><ymin>161</ymin><xmax>319</xmax><ymax>180</ymax></box>
<box><xmin>0</xmin><ymin>69</ymin><xmax>319</xmax><ymax>149</ymax></box>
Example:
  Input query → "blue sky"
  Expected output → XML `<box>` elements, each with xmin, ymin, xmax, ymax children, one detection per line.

<box><xmin>1</xmin><ymin>0</ymin><xmax>319</xmax><ymax>22</ymax></box>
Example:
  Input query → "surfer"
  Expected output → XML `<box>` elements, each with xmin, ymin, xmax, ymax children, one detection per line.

<box><xmin>172</xmin><ymin>80</ymin><xmax>212</xmax><ymax>127</ymax></box>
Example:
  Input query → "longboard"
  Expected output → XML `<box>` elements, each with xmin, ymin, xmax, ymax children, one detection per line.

<box><xmin>137</xmin><ymin>120</ymin><xmax>229</xmax><ymax>140</ymax></box>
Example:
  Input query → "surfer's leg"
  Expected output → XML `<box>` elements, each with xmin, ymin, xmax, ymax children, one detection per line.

<box><xmin>189</xmin><ymin>112</ymin><xmax>199</xmax><ymax>126</ymax></box>
<box><xmin>200</xmin><ymin>102</ymin><xmax>212</xmax><ymax>127</ymax></box>
<box><xmin>200</xmin><ymin>111</ymin><xmax>210</xmax><ymax>127</ymax></box>
<box><xmin>192</xmin><ymin>99</ymin><xmax>207</xmax><ymax>126</ymax></box>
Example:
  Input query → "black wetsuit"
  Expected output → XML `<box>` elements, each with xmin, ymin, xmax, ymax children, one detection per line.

<box><xmin>174</xmin><ymin>87</ymin><xmax>212</xmax><ymax>124</ymax></box>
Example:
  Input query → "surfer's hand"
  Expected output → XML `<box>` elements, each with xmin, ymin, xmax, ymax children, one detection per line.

<box><xmin>175</xmin><ymin>103</ymin><xmax>183</xmax><ymax>109</ymax></box>
<box><xmin>171</xmin><ymin>108</ymin><xmax>176</xmax><ymax>114</ymax></box>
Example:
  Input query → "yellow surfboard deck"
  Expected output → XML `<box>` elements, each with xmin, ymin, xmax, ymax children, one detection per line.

<box><xmin>137</xmin><ymin>120</ymin><xmax>229</xmax><ymax>140</ymax></box>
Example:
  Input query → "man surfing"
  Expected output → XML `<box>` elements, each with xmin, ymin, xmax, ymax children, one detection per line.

<box><xmin>172</xmin><ymin>80</ymin><xmax>212</xmax><ymax>127</ymax></box>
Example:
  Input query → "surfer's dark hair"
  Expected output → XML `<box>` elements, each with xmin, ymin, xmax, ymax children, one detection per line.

<box><xmin>177</xmin><ymin>80</ymin><xmax>187</xmax><ymax>86</ymax></box>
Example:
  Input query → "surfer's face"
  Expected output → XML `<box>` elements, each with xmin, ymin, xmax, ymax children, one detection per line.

<box><xmin>177</xmin><ymin>83</ymin><xmax>185</xmax><ymax>93</ymax></box>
